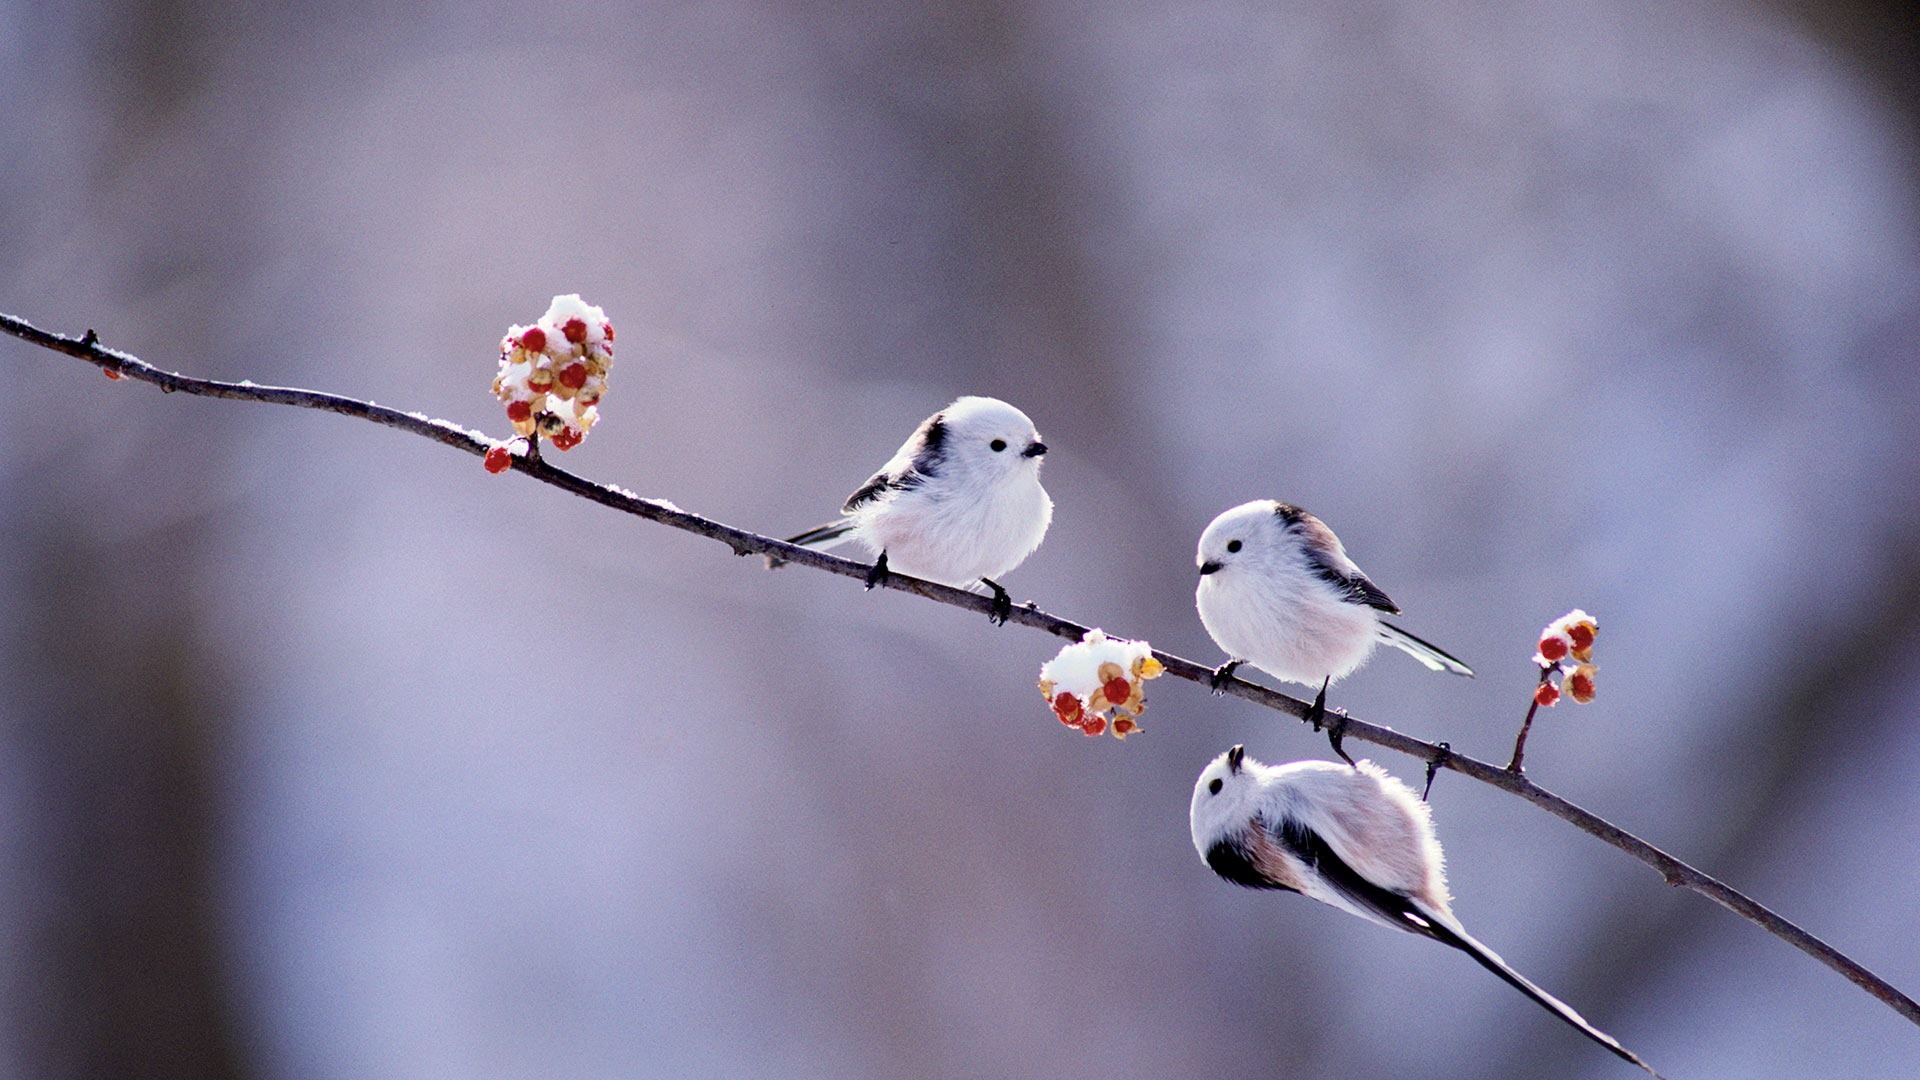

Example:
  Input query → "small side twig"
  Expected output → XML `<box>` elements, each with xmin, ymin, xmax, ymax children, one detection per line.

<box><xmin>1509</xmin><ymin>665</ymin><xmax>1555</xmax><ymax>772</ymax></box>
<box><xmin>4</xmin><ymin>309</ymin><xmax>1917</xmax><ymax>1031</ymax></box>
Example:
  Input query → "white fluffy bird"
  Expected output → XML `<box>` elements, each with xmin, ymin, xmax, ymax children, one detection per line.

<box><xmin>1196</xmin><ymin>500</ymin><xmax>1470</xmax><ymax>753</ymax></box>
<box><xmin>779</xmin><ymin>396</ymin><xmax>1053</xmax><ymax>623</ymax></box>
<box><xmin>1190</xmin><ymin>746</ymin><xmax>1661</xmax><ymax>1077</ymax></box>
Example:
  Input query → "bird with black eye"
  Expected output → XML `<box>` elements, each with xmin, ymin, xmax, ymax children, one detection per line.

<box><xmin>1194</xmin><ymin>499</ymin><xmax>1471</xmax><ymax>761</ymax></box>
<box><xmin>1190</xmin><ymin>745</ymin><xmax>1662</xmax><ymax>1077</ymax></box>
<box><xmin>775</xmin><ymin>396</ymin><xmax>1053</xmax><ymax>625</ymax></box>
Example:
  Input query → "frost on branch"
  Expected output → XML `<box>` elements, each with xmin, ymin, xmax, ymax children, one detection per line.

<box><xmin>491</xmin><ymin>294</ymin><xmax>614</xmax><ymax>454</ymax></box>
<box><xmin>1038</xmin><ymin>629</ymin><xmax>1164</xmax><ymax>739</ymax></box>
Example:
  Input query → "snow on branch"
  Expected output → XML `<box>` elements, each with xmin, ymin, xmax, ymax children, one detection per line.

<box><xmin>3</xmin><ymin>307</ymin><xmax>1916</xmax><ymax>1030</ymax></box>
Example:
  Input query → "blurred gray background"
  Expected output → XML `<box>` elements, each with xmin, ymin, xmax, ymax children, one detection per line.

<box><xmin>3</xmin><ymin>1</ymin><xmax>1917</xmax><ymax>1077</ymax></box>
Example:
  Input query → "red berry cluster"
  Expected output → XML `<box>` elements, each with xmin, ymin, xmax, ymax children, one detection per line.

<box><xmin>1038</xmin><ymin>630</ymin><xmax>1164</xmax><ymax>740</ymax></box>
<box><xmin>1532</xmin><ymin>610</ymin><xmax>1598</xmax><ymax>707</ymax></box>
<box><xmin>489</xmin><ymin>294</ymin><xmax>613</xmax><ymax>460</ymax></box>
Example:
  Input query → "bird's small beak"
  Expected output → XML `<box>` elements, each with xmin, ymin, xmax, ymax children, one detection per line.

<box><xmin>1021</xmin><ymin>440</ymin><xmax>1048</xmax><ymax>458</ymax></box>
<box><xmin>1227</xmin><ymin>744</ymin><xmax>1245</xmax><ymax>774</ymax></box>
<box><xmin>1198</xmin><ymin>560</ymin><xmax>1223</xmax><ymax>576</ymax></box>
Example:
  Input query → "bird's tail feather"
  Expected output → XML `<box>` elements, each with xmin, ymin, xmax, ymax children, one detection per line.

<box><xmin>766</xmin><ymin>519</ymin><xmax>858</xmax><ymax>570</ymax></box>
<box><xmin>1421</xmin><ymin>908</ymin><xmax>1661</xmax><ymax>1077</ymax></box>
<box><xmin>786</xmin><ymin>519</ymin><xmax>857</xmax><ymax>549</ymax></box>
<box><xmin>1378</xmin><ymin>621</ymin><xmax>1474</xmax><ymax>677</ymax></box>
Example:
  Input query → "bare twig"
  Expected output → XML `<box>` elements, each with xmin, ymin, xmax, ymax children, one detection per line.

<box><xmin>1509</xmin><ymin>665</ymin><xmax>1555</xmax><ymax>772</ymax></box>
<box><xmin>5</xmin><ymin>309</ymin><xmax>1917</xmax><ymax>1029</ymax></box>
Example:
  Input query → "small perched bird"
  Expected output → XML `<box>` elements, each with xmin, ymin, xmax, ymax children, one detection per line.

<box><xmin>1190</xmin><ymin>746</ymin><xmax>1661</xmax><ymax>1077</ymax></box>
<box><xmin>777</xmin><ymin>396</ymin><xmax>1052</xmax><ymax>623</ymax></box>
<box><xmin>1195</xmin><ymin>500</ymin><xmax>1470</xmax><ymax>756</ymax></box>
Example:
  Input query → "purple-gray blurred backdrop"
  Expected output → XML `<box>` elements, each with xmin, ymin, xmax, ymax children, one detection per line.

<box><xmin>3</xmin><ymin>2</ymin><xmax>1917</xmax><ymax>1077</ymax></box>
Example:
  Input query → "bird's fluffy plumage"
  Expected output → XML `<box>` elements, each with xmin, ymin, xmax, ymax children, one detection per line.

<box><xmin>1195</xmin><ymin>500</ymin><xmax>1471</xmax><ymax>685</ymax></box>
<box><xmin>1190</xmin><ymin>747</ymin><xmax>1660</xmax><ymax>1077</ymax></box>
<box><xmin>788</xmin><ymin>396</ymin><xmax>1052</xmax><ymax>588</ymax></box>
<box><xmin>1191</xmin><ymin>750</ymin><xmax>1450</xmax><ymax>921</ymax></box>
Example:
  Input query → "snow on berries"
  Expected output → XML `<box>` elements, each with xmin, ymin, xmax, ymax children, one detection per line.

<box><xmin>1038</xmin><ymin>629</ymin><xmax>1165</xmax><ymax>739</ymax></box>
<box><xmin>491</xmin><ymin>294</ymin><xmax>613</xmax><ymax>450</ymax></box>
<box><xmin>1530</xmin><ymin>609</ymin><xmax>1600</xmax><ymax>708</ymax></box>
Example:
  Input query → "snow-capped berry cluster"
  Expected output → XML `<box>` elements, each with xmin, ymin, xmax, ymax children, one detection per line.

<box><xmin>1531</xmin><ymin>609</ymin><xmax>1598</xmax><ymax>707</ymax></box>
<box><xmin>491</xmin><ymin>294</ymin><xmax>614</xmax><ymax>453</ymax></box>
<box><xmin>1038</xmin><ymin>629</ymin><xmax>1165</xmax><ymax>739</ymax></box>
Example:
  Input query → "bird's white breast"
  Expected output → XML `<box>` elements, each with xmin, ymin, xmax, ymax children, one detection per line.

<box><xmin>1197</xmin><ymin>563</ymin><xmax>1379</xmax><ymax>686</ymax></box>
<box><xmin>853</xmin><ymin>468</ymin><xmax>1051</xmax><ymax>587</ymax></box>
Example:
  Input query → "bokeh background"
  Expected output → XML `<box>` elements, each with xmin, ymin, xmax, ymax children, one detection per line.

<box><xmin>3</xmin><ymin>2</ymin><xmax>1917</xmax><ymax>1077</ymax></box>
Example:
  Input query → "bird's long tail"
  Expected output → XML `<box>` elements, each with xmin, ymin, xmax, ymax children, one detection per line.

<box><xmin>766</xmin><ymin>519</ymin><xmax>858</xmax><ymax>569</ymax></box>
<box><xmin>1419</xmin><ymin>908</ymin><xmax>1661</xmax><ymax>1077</ymax></box>
<box><xmin>1378</xmin><ymin>621</ymin><xmax>1474</xmax><ymax>677</ymax></box>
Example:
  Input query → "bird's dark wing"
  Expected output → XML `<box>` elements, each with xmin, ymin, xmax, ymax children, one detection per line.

<box><xmin>1270</xmin><ymin>815</ymin><xmax>1437</xmax><ymax>937</ymax></box>
<box><xmin>841</xmin><ymin>469</ymin><xmax>909</xmax><ymax>513</ymax></box>
<box><xmin>1206</xmin><ymin>828</ymin><xmax>1301</xmax><ymax>893</ymax></box>
<box><xmin>1274</xmin><ymin>503</ymin><xmax>1400</xmax><ymax>613</ymax></box>
<box><xmin>842</xmin><ymin>413</ymin><xmax>948</xmax><ymax>512</ymax></box>
<box><xmin>1323</xmin><ymin>566</ymin><xmax>1399</xmax><ymax>613</ymax></box>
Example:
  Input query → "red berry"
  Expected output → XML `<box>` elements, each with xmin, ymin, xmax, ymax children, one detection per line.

<box><xmin>1537</xmin><ymin>636</ymin><xmax>1569</xmax><ymax>662</ymax></box>
<box><xmin>1113</xmin><ymin>717</ymin><xmax>1137</xmax><ymax>736</ymax></box>
<box><xmin>562</xmin><ymin>317</ymin><xmax>587</xmax><ymax>344</ymax></box>
<box><xmin>519</xmin><ymin>326</ymin><xmax>547</xmax><ymax>352</ymax></box>
<box><xmin>1102</xmin><ymin>677</ymin><xmax>1131</xmax><ymax>706</ymax></box>
<box><xmin>1568</xmin><ymin>623</ymin><xmax>1595</xmax><ymax>651</ymax></box>
<box><xmin>483</xmin><ymin>445</ymin><xmax>512</xmax><ymax>474</ymax></box>
<box><xmin>527</xmin><ymin>372</ymin><xmax>554</xmax><ymax>393</ymax></box>
<box><xmin>1534</xmin><ymin>680</ymin><xmax>1561</xmax><ymax>708</ymax></box>
<box><xmin>602</xmin><ymin>322</ymin><xmax>615</xmax><ymax>342</ymax></box>
<box><xmin>1567</xmin><ymin>669</ymin><xmax>1596</xmax><ymax>703</ymax></box>
<box><xmin>1080</xmin><ymin>715</ymin><xmax>1107</xmax><ymax>737</ymax></box>
<box><xmin>550</xmin><ymin>427</ymin><xmax>583</xmax><ymax>451</ymax></box>
<box><xmin>506</xmin><ymin>400</ymin><xmax>533</xmax><ymax>423</ymax></box>
<box><xmin>558</xmin><ymin>363</ymin><xmax>588</xmax><ymax>390</ymax></box>
<box><xmin>1052</xmin><ymin>691</ymin><xmax>1081</xmax><ymax>725</ymax></box>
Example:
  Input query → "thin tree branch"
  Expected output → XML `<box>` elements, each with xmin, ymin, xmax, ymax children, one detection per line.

<box><xmin>5</xmin><ymin>309</ymin><xmax>1917</xmax><ymax>1029</ymax></box>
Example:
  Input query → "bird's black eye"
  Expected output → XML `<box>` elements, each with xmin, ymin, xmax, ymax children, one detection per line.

<box><xmin>990</xmin><ymin>438</ymin><xmax>1007</xmax><ymax>452</ymax></box>
<box><xmin>1226</xmin><ymin>539</ymin><xmax>1242</xmax><ymax>554</ymax></box>
<box><xmin>1207</xmin><ymin>778</ymin><xmax>1223</xmax><ymax>795</ymax></box>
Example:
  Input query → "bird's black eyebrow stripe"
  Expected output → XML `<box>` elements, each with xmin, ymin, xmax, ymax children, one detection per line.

<box><xmin>1206</xmin><ymin>833</ymin><xmax>1296</xmax><ymax>892</ymax></box>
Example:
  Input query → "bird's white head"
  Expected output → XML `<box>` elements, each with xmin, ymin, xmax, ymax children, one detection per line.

<box><xmin>1190</xmin><ymin>743</ymin><xmax>1267</xmax><ymax>858</ymax></box>
<box><xmin>935</xmin><ymin>396</ymin><xmax>1047</xmax><ymax>480</ymax></box>
<box><xmin>1195</xmin><ymin>499</ymin><xmax>1299</xmax><ymax>579</ymax></box>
